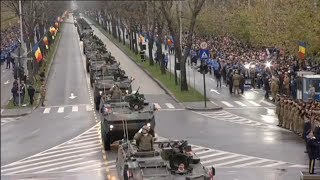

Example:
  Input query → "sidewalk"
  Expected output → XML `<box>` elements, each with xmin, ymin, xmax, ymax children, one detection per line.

<box><xmin>0</xmin><ymin>66</ymin><xmax>34</xmax><ymax>117</ymax></box>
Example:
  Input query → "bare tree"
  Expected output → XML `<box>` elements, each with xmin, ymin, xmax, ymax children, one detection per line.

<box><xmin>160</xmin><ymin>0</ymin><xmax>205</xmax><ymax>91</ymax></box>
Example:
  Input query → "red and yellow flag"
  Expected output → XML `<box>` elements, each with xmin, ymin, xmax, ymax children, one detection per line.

<box><xmin>298</xmin><ymin>41</ymin><xmax>306</xmax><ymax>60</ymax></box>
<box><xmin>33</xmin><ymin>43</ymin><xmax>43</xmax><ymax>62</ymax></box>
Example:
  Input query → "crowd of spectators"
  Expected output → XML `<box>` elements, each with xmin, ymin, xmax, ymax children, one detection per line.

<box><xmin>0</xmin><ymin>24</ymin><xmax>20</xmax><ymax>63</ymax></box>
<box><xmin>182</xmin><ymin>34</ymin><xmax>320</xmax><ymax>101</ymax></box>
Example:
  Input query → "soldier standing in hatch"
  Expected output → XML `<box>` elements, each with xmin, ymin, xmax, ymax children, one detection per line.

<box><xmin>134</xmin><ymin>125</ymin><xmax>153</xmax><ymax>152</ymax></box>
<box><xmin>110</xmin><ymin>84</ymin><xmax>122</xmax><ymax>99</ymax></box>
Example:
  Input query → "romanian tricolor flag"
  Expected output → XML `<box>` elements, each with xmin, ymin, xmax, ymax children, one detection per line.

<box><xmin>43</xmin><ymin>36</ymin><xmax>49</xmax><ymax>49</ymax></box>
<box><xmin>33</xmin><ymin>43</ymin><xmax>43</xmax><ymax>63</ymax></box>
<box><xmin>298</xmin><ymin>41</ymin><xmax>306</xmax><ymax>60</ymax></box>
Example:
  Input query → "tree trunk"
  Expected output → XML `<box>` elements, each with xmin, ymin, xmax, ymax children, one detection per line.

<box><xmin>111</xmin><ymin>17</ymin><xmax>117</xmax><ymax>39</ymax></box>
<box><xmin>134</xmin><ymin>28</ymin><xmax>138</xmax><ymax>54</ymax></box>
<box><xmin>122</xmin><ymin>26</ymin><xmax>125</xmax><ymax>45</ymax></box>
<box><xmin>148</xmin><ymin>35</ymin><xmax>154</xmax><ymax>66</ymax></box>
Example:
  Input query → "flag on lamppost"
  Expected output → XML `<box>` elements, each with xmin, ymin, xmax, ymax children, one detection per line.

<box><xmin>298</xmin><ymin>41</ymin><xmax>306</xmax><ymax>60</ymax></box>
<box><xmin>33</xmin><ymin>43</ymin><xmax>43</xmax><ymax>63</ymax></box>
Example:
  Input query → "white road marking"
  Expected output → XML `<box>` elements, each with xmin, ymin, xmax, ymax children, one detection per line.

<box><xmin>36</xmin><ymin>160</ymin><xmax>99</xmax><ymax>173</ymax></box>
<box><xmin>165</xmin><ymin>103</ymin><xmax>175</xmax><ymax>109</ymax></box>
<box><xmin>261</xmin><ymin>100</ymin><xmax>274</xmax><ymax>106</ymax></box>
<box><xmin>72</xmin><ymin>105</ymin><xmax>78</xmax><ymax>112</ymax></box>
<box><xmin>247</xmin><ymin>100</ymin><xmax>261</xmax><ymax>106</ymax></box>
<box><xmin>153</xmin><ymin>103</ymin><xmax>161</xmax><ymax>109</ymax></box>
<box><xmin>221</xmin><ymin>101</ymin><xmax>234</xmax><ymax>107</ymax></box>
<box><xmin>213</xmin><ymin>157</ymin><xmax>255</xmax><ymax>167</ymax></box>
<box><xmin>201</xmin><ymin>154</ymin><xmax>240</xmax><ymax>164</ymax></box>
<box><xmin>66</xmin><ymin>162</ymin><xmax>102</xmax><ymax>172</ymax></box>
<box><xmin>1</xmin><ymin>109</ymin><xmax>4</xmax><ymax>114</ymax></box>
<box><xmin>234</xmin><ymin>101</ymin><xmax>247</xmax><ymax>107</ymax></box>
<box><xmin>57</xmin><ymin>107</ymin><xmax>64</xmax><ymax>113</ymax></box>
<box><xmin>232</xmin><ymin>159</ymin><xmax>270</xmax><ymax>167</ymax></box>
<box><xmin>43</xmin><ymin>108</ymin><xmax>51</xmax><ymax>114</ymax></box>
<box><xmin>86</xmin><ymin>105</ymin><xmax>92</xmax><ymax>111</ymax></box>
<box><xmin>261</xmin><ymin>161</ymin><xmax>287</xmax><ymax>167</ymax></box>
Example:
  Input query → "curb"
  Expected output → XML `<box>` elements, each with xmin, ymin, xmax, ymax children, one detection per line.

<box><xmin>87</xmin><ymin>17</ymin><xmax>180</xmax><ymax>104</ymax></box>
<box><xmin>185</xmin><ymin>106</ymin><xmax>223</xmax><ymax>111</ymax></box>
<box><xmin>1</xmin><ymin>24</ymin><xmax>64</xmax><ymax>118</ymax></box>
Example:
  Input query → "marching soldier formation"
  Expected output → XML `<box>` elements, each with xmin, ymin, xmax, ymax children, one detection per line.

<box><xmin>276</xmin><ymin>95</ymin><xmax>320</xmax><ymax>136</ymax></box>
<box><xmin>276</xmin><ymin>94</ymin><xmax>320</xmax><ymax>174</ymax></box>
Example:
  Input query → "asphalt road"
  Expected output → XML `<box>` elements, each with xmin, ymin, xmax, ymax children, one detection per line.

<box><xmin>1</xmin><ymin>13</ymin><xmax>312</xmax><ymax>180</ymax></box>
<box><xmin>1</xmin><ymin>15</ymin><xmax>99</xmax><ymax>177</ymax></box>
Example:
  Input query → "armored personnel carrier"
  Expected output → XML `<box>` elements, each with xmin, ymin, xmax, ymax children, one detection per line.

<box><xmin>93</xmin><ymin>78</ymin><xmax>133</xmax><ymax>111</ymax></box>
<box><xmin>83</xmin><ymin>35</ymin><xmax>106</xmax><ymax>55</ymax></box>
<box><xmin>116</xmin><ymin>139</ymin><xmax>214</xmax><ymax>180</ymax></box>
<box><xmin>89</xmin><ymin>63</ymin><xmax>121</xmax><ymax>87</ymax></box>
<box><xmin>100</xmin><ymin>89</ymin><xmax>155</xmax><ymax>150</ymax></box>
<box><xmin>76</xmin><ymin>18</ymin><xmax>92</xmax><ymax>40</ymax></box>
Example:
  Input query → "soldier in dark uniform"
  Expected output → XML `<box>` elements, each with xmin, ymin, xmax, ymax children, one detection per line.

<box><xmin>306</xmin><ymin>130</ymin><xmax>319</xmax><ymax>174</ymax></box>
<box><xmin>95</xmin><ymin>91</ymin><xmax>102</xmax><ymax>111</ymax></box>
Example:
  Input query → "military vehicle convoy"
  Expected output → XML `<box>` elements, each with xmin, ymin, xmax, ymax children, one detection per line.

<box><xmin>77</xmin><ymin>17</ymin><xmax>217</xmax><ymax>180</ymax></box>
<box><xmin>75</xmin><ymin>18</ymin><xmax>93</xmax><ymax>40</ymax></box>
<box><xmin>117</xmin><ymin>139</ymin><xmax>214</xmax><ymax>180</ymax></box>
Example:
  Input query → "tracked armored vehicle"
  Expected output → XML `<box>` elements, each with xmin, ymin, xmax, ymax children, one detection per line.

<box><xmin>76</xmin><ymin>18</ymin><xmax>92</xmax><ymax>40</ymax></box>
<box><xmin>89</xmin><ymin>63</ymin><xmax>121</xmax><ymax>87</ymax></box>
<box><xmin>100</xmin><ymin>90</ymin><xmax>156</xmax><ymax>150</ymax></box>
<box><xmin>117</xmin><ymin>139</ymin><xmax>214</xmax><ymax>180</ymax></box>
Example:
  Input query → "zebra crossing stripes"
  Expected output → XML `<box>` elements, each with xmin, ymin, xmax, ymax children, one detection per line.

<box><xmin>194</xmin><ymin>110</ymin><xmax>279</xmax><ymax>129</ymax></box>
<box><xmin>221</xmin><ymin>101</ymin><xmax>234</xmax><ymax>107</ymax></box>
<box><xmin>190</xmin><ymin>145</ymin><xmax>305</xmax><ymax>168</ymax></box>
<box><xmin>1</xmin><ymin>123</ymin><xmax>107</xmax><ymax>175</ymax></box>
<box><xmin>41</xmin><ymin>104</ymin><xmax>93</xmax><ymax>114</ymax></box>
<box><xmin>217</xmin><ymin>100</ymin><xmax>275</xmax><ymax>108</ymax></box>
<box><xmin>1</xmin><ymin>118</ymin><xmax>17</xmax><ymax>126</ymax></box>
<box><xmin>165</xmin><ymin>103</ymin><xmax>175</xmax><ymax>109</ymax></box>
<box><xmin>104</xmin><ymin>144</ymin><xmax>305</xmax><ymax>170</ymax></box>
<box><xmin>234</xmin><ymin>101</ymin><xmax>246</xmax><ymax>107</ymax></box>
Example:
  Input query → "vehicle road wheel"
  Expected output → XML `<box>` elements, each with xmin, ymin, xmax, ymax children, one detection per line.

<box><xmin>101</xmin><ymin>125</ymin><xmax>111</xmax><ymax>150</ymax></box>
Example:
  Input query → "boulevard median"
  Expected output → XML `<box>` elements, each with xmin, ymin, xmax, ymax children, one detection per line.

<box><xmin>87</xmin><ymin>17</ymin><xmax>205</xmax><ymax>103</ymax></box>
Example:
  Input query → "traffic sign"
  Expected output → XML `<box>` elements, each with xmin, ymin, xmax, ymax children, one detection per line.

<box><xmin>199</xmin><ymin>49</ymin><xmax>209</xmax><ymax>60</ymax></box>
<box><xmin>200</xmin><ymin>42</ymin><xmax>208</xmax><ymax>49</ymax></box>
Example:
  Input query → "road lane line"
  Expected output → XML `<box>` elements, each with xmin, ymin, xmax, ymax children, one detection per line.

<box><xmin>234</xmin><ymin>101</ymin><xmax>247</xmax><ymax>107</ymax></box>
<box><xmin>67</xmin><ymin>136</ymin><xmax>100</xmax><ymax>144</ymax></box>
<box><xmin>43</xmin><ymin>108</ymin><xmax>51</xmax><ymax>114</ymax></box>
<box><xmin>198</xmin><ymin>152</ymin><xmax>227</xmax><ymax>159</ymax></box>
<box><xmin>194</xmin><ymin>149</ymin><xmax>215</xmax><ymax>155</ymax></box>
<box><xmin>261</xmin><ymin>100</ymin><xmax>274</xmax><ymax>106</ymax></box>
<box><xmin>36</xmin><ymin>160</ymin><xmax>100</xmax><ymax>173</ymax></box>
<box><xmin>1</xmin><ymin>157</ymin><xmax>84</xmax><ymax>174</ymax></box>
<box><xmin>221</xmin><ymin>101</ymin><xmax>234</xmax><ymax>107</ymax></box>
<box><xmin>165</xmin><ymin>103</ymin><xmax>175</xmax><ymax>109</ymax></box>
<box><xmin>86</xmin><ymin>105</ymin><xmax>92</xmax><ymax>111</ymax></box>
<box><xmin>57</xmin><ymin>107</ymin><xmax>64</xmax><ymax>113</ymax></box>
<box><xmin>232</xmin><ymin>159</ymin><xmax>270</xmax><ymax>167</ymax></box>
<box><xmin>72</xmin><ymin>105</ymin><xmax>78</xmax><ymax>112</ymax></box>
<box><xmin>153</xmin><ymin>103</ymin><xmax>161</xmax><ymax>109</ymax></box>
<box><xmin>66</xmin><ymin>163</ymin><xmax>103</xmax><ymax>172</ymax></box>
<box><xmin>212</xmin><ymin>157</ymin><xmax>255</xmax><ymax>167</ymax></box>
<box><xmin>11</xmin><ymin>149</ymin><xmax>100</xmax><ymax>165</ymax></box>
<box><xmin>261</xmin><ymin>161</ymin><xmax>287</xmax><ymax>167</ymax></box>
<box><xmin>201</xmin><ymin>154</ymin><xmax>240</xmax><ymax>165</ymax></box>
<box><xmin>1</xmin><ymin>109</ymin><xmax>4</xmax><ymax>114</ymax></box>
<box><xmin>33</xmin><ymin>144</ymin><xmax>101</xmax><ymax>157</ymax></box>
<box><xmin>247</xmin><ymin>100</ymin><xmax>261</xmax><ymax>106</ymax></box>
